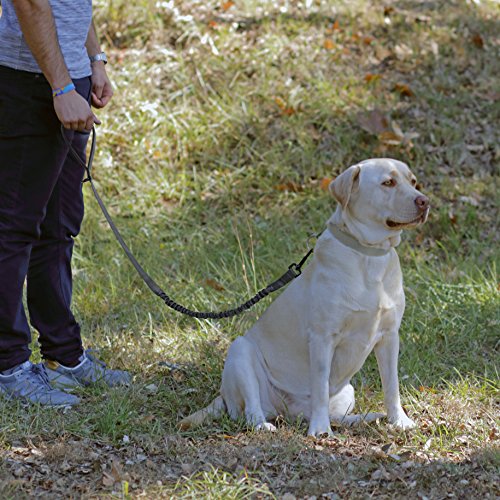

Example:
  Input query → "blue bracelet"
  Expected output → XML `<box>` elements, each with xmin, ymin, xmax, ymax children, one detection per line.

<box><xmin>52</xmin><ymin>82</ymin><xmax>76</xmax><ymax>97</ymax></box>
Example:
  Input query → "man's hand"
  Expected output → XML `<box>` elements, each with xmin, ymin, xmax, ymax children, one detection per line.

<box><xmin>90</xmin><ymin>62</ymin><xmax>113</xmax><ymax>109</ymax></box>
<box><xmin>53</xmin><ymin>90</ymin><xmax>101</xmax><ymax>131</ymax></box>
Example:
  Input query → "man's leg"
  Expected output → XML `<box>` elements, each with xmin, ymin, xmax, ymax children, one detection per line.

<box><xmin>37</xmin><ymin>135</ymin><xmax>132</xmax><ymax>386</ymax></box>
<box><xmin>27</xmin><ymin>112</ymin><xmax>89</xmax><ymax>366</ymax></box>
<box><xmin>0</xmin><ymin>67</ymin><xmax>73</xmax><ymax>372</ymax></box>
<box><xmin>37</xmin><ymin>149</ymin><xmax>132</xmax><ymax>385</ymax></box>
<box><xmin>0</xmin><ymin>66</ymin><xmax>129</xmax><ymax>393</ymax></box>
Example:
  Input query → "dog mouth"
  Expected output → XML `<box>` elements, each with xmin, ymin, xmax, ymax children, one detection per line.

<box><xmin>386</xmin><ymin>209</ymin><xmax>429</xmax><ymax>229</ymax></box>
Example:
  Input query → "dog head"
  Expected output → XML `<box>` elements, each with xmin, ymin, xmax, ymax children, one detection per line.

<box><xmin>329</xmin><ymin>159</ymin><xmax>429</xmax><ymax>247</ymax></box>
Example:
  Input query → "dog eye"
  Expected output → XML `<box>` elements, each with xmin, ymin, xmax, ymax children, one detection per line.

<box><xmin>411</xmin><ymin>178</ymin><xmax>417</xmax><ymax>186</ymax></box>
<box><xmin>382</xmin><ymin>179</ymin><xmax>396</xmax><ymax>187</ymax></box>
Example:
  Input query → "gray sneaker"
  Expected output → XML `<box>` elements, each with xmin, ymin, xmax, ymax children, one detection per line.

<box><xmin>44</xmin><ymin>350</ymin><xmax>131</xmax><ymax>390</ymax></box>
<box><xmin>0</xmin><ymin>361</ymin><xmax>80</xmax><ymax>407</ymax></box>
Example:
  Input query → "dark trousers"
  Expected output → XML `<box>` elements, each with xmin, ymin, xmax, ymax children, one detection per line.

<box><xmin>0</xmin><ymin>65</ymin><xmax>90</xmax><ymax>371</ymax></box>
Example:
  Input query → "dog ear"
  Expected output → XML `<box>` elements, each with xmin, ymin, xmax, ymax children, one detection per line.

<box><xmin>329</xmin><ymin>165</ymin><xmax>361</xmax><ymax>208</ymax></box>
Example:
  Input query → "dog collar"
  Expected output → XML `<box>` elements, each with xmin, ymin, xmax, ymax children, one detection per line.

<box><xmin>328</xmin><ymin>224</ymin><xmax>391</xmax><ymax>257</ymax></box>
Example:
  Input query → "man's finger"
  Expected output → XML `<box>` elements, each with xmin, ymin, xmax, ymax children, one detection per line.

<box><xmin>91</xmin><ymin>92</ymin><xmax>104</xmax><ymax>108</ymax></box>
<box><xmin>85</xmin><ymin>116</ymin><xmax>94</xmax><ymax>131</ymax></box>
<box><xmin>100</xmin><ymin>94</ymin><xmax>112</xmax><ymax>107</ymax></box>
<box><xmin>93</xmin><ymin>84</ymin><xmax>104</xmax><ymax>99</ymax></box>
<box><xmin>93</xmin><ymin>113</ymin><xmax>101</xmax><ymax>125</ymax></box>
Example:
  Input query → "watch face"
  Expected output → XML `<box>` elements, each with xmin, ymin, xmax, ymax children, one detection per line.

<box><xmin>91</xmin><ymin>53</ymin><xmax>107</xmax><ymax>64</ymax></box>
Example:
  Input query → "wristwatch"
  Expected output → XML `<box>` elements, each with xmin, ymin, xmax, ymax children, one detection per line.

<box><xmin>89</xmin><ymin>52</ymin><xmax>107</xmax><ymax>64</ymax></box>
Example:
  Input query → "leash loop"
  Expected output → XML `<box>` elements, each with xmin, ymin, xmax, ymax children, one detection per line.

<box><xmin>61</xmin><ymin>125</ymin><xmax>315</xmax><ymax>319</ymax></box>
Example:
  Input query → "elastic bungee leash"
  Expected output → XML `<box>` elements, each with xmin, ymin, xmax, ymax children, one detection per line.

<box><xmin>62</xmin><ymin>126</ymin><xmax>315</xmax><ymax>319</ymax></box>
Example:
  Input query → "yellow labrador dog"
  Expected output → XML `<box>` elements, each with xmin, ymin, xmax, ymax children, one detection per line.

<box><xmin>180</xmin><ymin>158</ymin><xmax>429</xmax><ymax>437</ymax></box>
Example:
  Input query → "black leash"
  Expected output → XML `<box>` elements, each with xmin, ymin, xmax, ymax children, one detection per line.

<box><xmin>62</xmin><ymin>126</ymin><xmax>314</xmax><ymax>319</ymax></box>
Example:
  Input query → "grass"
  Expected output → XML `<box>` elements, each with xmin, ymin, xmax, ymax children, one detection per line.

<box><xmin>1</xmin><ymin>0</ymin><xmax>499</xmax><ymax>497</ymax></box>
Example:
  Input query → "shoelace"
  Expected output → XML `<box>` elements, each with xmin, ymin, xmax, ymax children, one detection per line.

<box><xmin>30</xmin><ymin>363</ymin><xmax>53</xmax><ymax>388</ymax></box>
<box><xmin>14</xmin><ymin>363</ymin><xmax>54</xmax><ymax>397</ymax></box>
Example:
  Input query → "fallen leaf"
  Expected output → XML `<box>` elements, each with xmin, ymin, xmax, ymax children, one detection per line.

<box><xmin>371</xmin><ymin>466</ymin><xmax>391</xmax><ymax>480</ymax></box>
<box><xmin>363</xmin><ymin>36</ymin><xmax>375</xmax><ymax>45</ymax></box>
<box><xmin>102</xmin><ymin>472</ymin><xmax>115</xmax><ymax>487</ymax></box>
<box><xmin>275</xmin><ymin>181</ymin><xmax>303</xmax><ymax>193</ymax></box>
<box><xmin>375</xmin><ymin>44</ymin><xmax>392</xmax><ymax>61</ymax></box>
<box><xmin>471</xmin><ymin>33</ymin><xmax>484</xmax><ymax>49</ymax></box>
<box><xmin>172</xmin><ymin>370</ymin><xmax>186</xmax><ymax>382</ymax></box>
<box><xmin>320</xmin><ymin>177</ymin><xmax>333</xmax><ymax>191</ymax></box>
<box><xmin>111</xmin><ymin>459</ymin><xmax>125</xmax><ymax>481</ymax></box>
<box><xmin>356</xmin><ymin>109</ymin><xmax>391</xmax><ymax>135</ymax></box>
<box><xmin>324</xmin><ymin>39</ymin><xmax>335</xmax><ymax>50</ymax></box>
<box><xmin>379</xmin><ymin>130</ymin><xmax>404</xmax><ymax>145</ymax></box>
<box><xmin>391</xmin><ymin>121</ymin><xmax>404</xmax><ymax>138</ymax></box>
<box><xmin>204</xmin><ymin>278</ymin><xmax>225</xmax><ymax>291</ymax></box>
<box><xmin>371</xmin><ymin>446</ymin><xmax>387</xmax><ymax>459</ymax></box>
<box><xmin>222</xmin><ymin>1</ymin><xmax>235</xmax><ymax>10</ymax></box>
<box><xmin>275</xmin><ymin>97</ymin><xmax>286</xmax><ymax>109</ymax></box>
<box><xmin>364</xmin><ymin>73</ymin><xmax>382</xmax><ymax>83</ymax></box>
<box><xmin>448</xmin><ymin>210</ymin><xmax>457</xmax><ymax>225</ymax></box>
<box><xmin>394</xmin><ymin>83</ymin><xmax>414</xmax><ymax>97</ymax></box>
<box><xmin>418</xmin><ymin>385</ymin><xmax>437</xmax><ymax>393</ymax></box>
<box><xmin>274</xmin><ymin>96</ymin><xmax>295</xmax><ymax>116</ymax></box>
<box><xmin>12</xmin><ymin>467</ymin><xmax>24</xmax><ymax>478</ymax></box>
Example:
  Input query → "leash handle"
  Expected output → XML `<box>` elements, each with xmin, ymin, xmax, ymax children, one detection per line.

<box><xmin>61</xmin><ymin>126</ymin><xmax>314</xmax><ymax>319</ymax></box>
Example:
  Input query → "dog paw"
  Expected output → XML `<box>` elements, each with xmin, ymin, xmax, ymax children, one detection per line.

<box><xmin>388</xmin><ymin>413</ymin><xmax>416</xmax><ymax>430</ymax></box>
<box><xmin>308</xmin><ymin>428</ymin><xmax>334</xmax><ymax>438</ymax></box>
<box><xmin>255</xmin><ymin>422</ymin><xmax>277</xmax><ymax>432</ymax></box>
<box><xmin>338</xmin><ymin>412</ymin><xmax>385</xmax><ymax>426</ymax></box>
<box><xmin>307</xmin><ymin>421</ymin><xmax>334</xmax><ymax>438</ymax></box>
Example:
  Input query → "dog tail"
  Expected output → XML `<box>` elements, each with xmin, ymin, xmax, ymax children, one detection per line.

<box><xmin>178</xmin><ymin>396</ymin><xmax>226</xmax><ymax>430</ymax></box>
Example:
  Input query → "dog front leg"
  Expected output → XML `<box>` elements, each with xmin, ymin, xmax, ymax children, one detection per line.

<box><xmin>374</xmin><ymin>332</ymin><xmax>416</xmax><ymax>429</ymax></box>
<box><xmin>307</xmin><ymin>333</ymin><xmax>335</xmax><ymax>437</ymax></box>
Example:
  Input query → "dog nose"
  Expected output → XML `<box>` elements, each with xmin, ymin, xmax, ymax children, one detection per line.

<box><xmin>415</xmin><ymin>195</ymin><xmax>429</xmax><ymax>211</ymax></box>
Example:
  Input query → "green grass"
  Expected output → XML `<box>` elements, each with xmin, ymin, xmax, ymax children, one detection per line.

<box><xmin>1</xmin><ymin>0</ymin><xmax>499</xmax><ymax>497</ymax></box>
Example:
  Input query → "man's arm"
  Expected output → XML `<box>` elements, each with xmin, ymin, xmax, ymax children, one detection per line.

<box><xmin>12</xmin><ymin>0</ymin><xmax>99</xmax><ymax>131</ymax></box>
<box><xmin>85</xmin><ymin>21</ymin><xmax>113</xmax><ymax>109</ymax></box>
